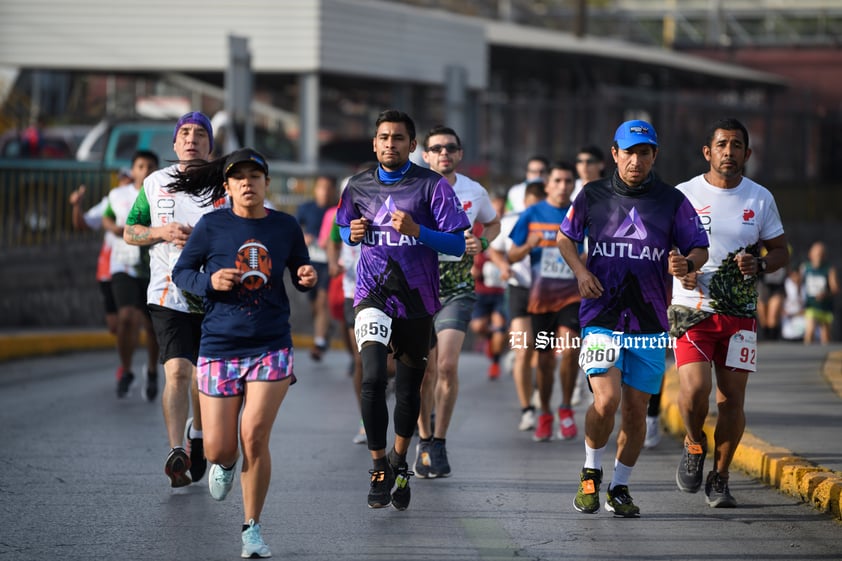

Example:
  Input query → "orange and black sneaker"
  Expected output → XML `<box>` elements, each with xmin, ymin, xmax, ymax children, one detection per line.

<box><xmin>676</xmin><ymin>434</ymin><xmax>707</xmax><ymax>493</ymax></box>
<box><xmin>574</xmin><ymin>467</ymin><xmax>603</xmax><ymax>514</ymax></box>
<box><xmin>367</xmin><ymin>461</ymin><xmax>395</xmax><ymax>509</ymax></box>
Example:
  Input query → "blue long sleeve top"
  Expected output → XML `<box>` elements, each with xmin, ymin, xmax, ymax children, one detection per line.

<box><xmin>172</xmin><ymin>208</ymin><xmax>312</xmax><ymax>358</ymax></box>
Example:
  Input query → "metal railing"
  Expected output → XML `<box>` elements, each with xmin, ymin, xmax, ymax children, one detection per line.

<box><xmin>0</xmin><ymin>162</ymin><xmax>113</xmax><ymax>248</ymax></box>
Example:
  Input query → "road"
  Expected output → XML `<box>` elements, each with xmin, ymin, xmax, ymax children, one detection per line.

<box><xmin>2</xmin><ymin>348</ymin><xmax>841</xmax><ymax>561</ymax></box>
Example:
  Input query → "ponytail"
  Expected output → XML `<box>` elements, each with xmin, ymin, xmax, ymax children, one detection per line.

<box><xmin>166</xmin><ymin>159</ymin><xmax>227</xmax><ymax>206</ymax></box>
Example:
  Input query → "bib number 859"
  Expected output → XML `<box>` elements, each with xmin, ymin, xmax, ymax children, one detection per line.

<box><xmin>354</xmin><ymin>308</ymin><xmax>393</xmax><ymax>351</ymax></box>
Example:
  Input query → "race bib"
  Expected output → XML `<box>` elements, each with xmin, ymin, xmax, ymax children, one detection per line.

<box><xmin>540</xmin><ymin>247</ymin><xmax>574</xmax><ymax>279</ymax></box>
<box><xmin>354</xmin><ymin>307</ymin><xmax>393</xmax><ymax>351</ymax></box>
<box><xmin>578</xmin><ymin>332</ymin><xmax>621</xmax><ymax>373</ymax></box>
<box><xmin>112</xmin><ymin>239</ymin><xmax>140</xmax><ymax>267</ymax></box>
<box><xmin>725</xmin><ymin>329</ymin><xmax>757</xmax><ymax>371</ymax></box>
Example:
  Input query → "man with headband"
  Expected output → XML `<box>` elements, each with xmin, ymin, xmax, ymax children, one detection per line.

<box><xmin>124</xmin><ymin>111</ymin><xmax>215</xmax><ymax>488</ymax></box>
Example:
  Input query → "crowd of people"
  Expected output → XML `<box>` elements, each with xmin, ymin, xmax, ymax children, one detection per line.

<box><xmin>68</xmin><ymin>109</ymin><xmax>839</xmax><ymax>558</ymax></box>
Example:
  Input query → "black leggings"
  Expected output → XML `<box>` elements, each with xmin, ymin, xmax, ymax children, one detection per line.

<box><xmin>360</xmin><ymin>316</ymin><xmax>432</xmax><ymax>451</ymax></box>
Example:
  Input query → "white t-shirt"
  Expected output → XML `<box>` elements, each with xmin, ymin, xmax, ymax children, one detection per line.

<box><xmin>438</xmin><ymin>173</ymin><xmax>496</xmax><ymax>262</ymax></box>
<box><xmin>671</xmin><ymin>174</ymin><xmax>785</xmax><ymax>315</ymax></box>
<box><xmin>105</xmin><ymin>184</ymin><xmax>144</xmax><ymax>277</ymax></box>
<box><xmin>489</xmin><ymin>211</ymin><xmax>531</xmax><ymax>288</ymax></box>
<box><xmin>139</xmin><ymin>165</ymin><xmax>218</xmax><ymax>312</ymax></box>
<box><xmin>505</xmin><ymin>181</ymin><xmax>526</xmax><ymax>213</ymax></box>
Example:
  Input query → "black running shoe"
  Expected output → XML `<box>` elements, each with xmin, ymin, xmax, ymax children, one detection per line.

<box><xmin>705</xmin><ymin>470</ymin><xmax>737</xmax><ymax>508</ymax></box>
<box><xmin>184</xmin><ymin>417</ymin><xmax>207</xmax><ymax>482</ymax></box>
<box><xmin>164</xmin><ymin>447</ymin><xmax>192</xmax><ymax>488</ymax></box>
<box><xmin>116</xmin><ymin>371</ymin><xmax>135</xmax><ymax>398</ymax></box>
<box><xmin>430</xmin><ymin>439</ymin><xmax>451</xmax><ymax>478</ymax></box>
<box><xmin>388</xmin><ymin>450</ymin><xmax>414</xmax><ymax>511</ymax></box>
<box><xmin>143</xmin><ymin>370</ymin><xmax>158</xmax><ymax>402</ymax></box>
<box><xmin>676</xmin><ymin>435</ymin><xmax>707</xmax><ymax>493</ymax></box>
<box><xmin>367</xmin><ymin>462</ymin><xmax>395</xmax><ymax>509</ymax></box>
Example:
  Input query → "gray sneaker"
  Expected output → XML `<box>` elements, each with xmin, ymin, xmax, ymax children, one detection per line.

<box><xmin>676</xmin><ymin>435</ymin><xmax>707</xmax><ymax>493</ymax></box>
<box><xmin>429</xmin><ymin>439</ymin><xmax>451</xmax><ymax>478</ymax></box>
<box><xmin>705</xmin><ymin>470</ymin><xmax>737</xmax><ymax>508</ymax></box>
<box><xmin>414</xmin><ymin>440</ymin><xmax>433</xmax><ymax>479</ymax></box>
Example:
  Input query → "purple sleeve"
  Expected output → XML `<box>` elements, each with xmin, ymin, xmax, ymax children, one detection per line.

<box><xmin>335</xmin><ymin>190</ymin><xmax>358</xmax><ymax>228</ymax></box>
<box><xmin>430</xmin><ymin>177</ymin><xmax>470</xmax><ymax>233</ymax></box>
<box><xmin>560</xmin><ymin>196</ymin><xmax>585</xmax><ymax>242</ymax></box>
<box><xmin>673</xmin><ymin>196</ymin><xmax>709</xmax><ymax>254</ymax></box>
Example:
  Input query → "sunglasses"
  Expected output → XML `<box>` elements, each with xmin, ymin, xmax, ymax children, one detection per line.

<box><xmin>426</xmin><ymin>143</ymin><xmax>461</xmax><ymax>154</ymax></box>
<box><xmin>577</xmin><ymin>158</ymin><xmax>599</xmax><ymax>164</ymax></box>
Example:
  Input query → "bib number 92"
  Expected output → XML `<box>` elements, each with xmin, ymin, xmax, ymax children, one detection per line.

<box><xmin>354</xmin><ymin>307</ymin><xmax>393</xmax><ymax>351</ymax></box>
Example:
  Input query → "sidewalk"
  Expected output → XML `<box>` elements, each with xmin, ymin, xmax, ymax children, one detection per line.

<box><xmin>2</xmin><ymin>329</ymin><xmax>841</xmax><ymax>521</ymax></box>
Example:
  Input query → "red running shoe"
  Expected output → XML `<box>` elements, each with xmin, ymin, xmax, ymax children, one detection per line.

<box><xmin>533</xmin><ymin>413</ymin><xmax>553</xmax><ymax>442</ymax></box>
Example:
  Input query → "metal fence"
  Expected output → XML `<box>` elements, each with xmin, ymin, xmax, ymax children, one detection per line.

<box><xmin>0</xmin><ymin>163</ymin><xmax>113</xmax><ymax>248</ymax></box>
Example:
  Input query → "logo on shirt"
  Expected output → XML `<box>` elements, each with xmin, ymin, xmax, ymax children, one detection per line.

<box><xmin>742</xmin><ymin>208</ymin><xmax>756</xmax><ymax>225</ymax></box>
<box><xmin>373</xmin><ymin>195</ymin><xmax>398</xmax><ymax>226</ymax></box>
<box><xmin>612</xmin><ymin>207</ymin><xmax>647</xmax><ymax>240</ymax></box>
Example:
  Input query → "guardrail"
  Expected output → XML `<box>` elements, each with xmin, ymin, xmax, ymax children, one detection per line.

<box><xmin>0</xmin><ymin>161</ymin><xmax>329</xmax><ymax>248</ymax></box>
<box><xmin>0</xmin><ymin>162</ymin><xmax>113</xmax><ymax>248</ymax></box>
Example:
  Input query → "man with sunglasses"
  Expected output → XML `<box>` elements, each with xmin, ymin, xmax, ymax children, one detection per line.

<box><xmin>414</xmin><ymin>126</ymin><xmax>501</xmax><ymax>480</ymax></box>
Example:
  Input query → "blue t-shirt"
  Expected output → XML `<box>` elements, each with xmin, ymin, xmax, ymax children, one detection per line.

<box><xmin>296</xmin><ymin>201</ymin><xmax>329</xmax><ymax>239</ymax></box>
<box><xmin>560</xmin><ymin>172</ymin><xmax>709</xmax><ymax>333</ymax></box>
<box><xmin>509</xmin><ymin>200</ymin><xmax>581</xmax><ymax>314</ymax></box>
<box><xmin>172</xmin><ymin>208</ymin><xmax>312</xmax><ymax>358</ymax></box>
<box><xmin>335</xmin><ymin>163</ymin><xmax>470</xmax><ymax>319</ymax></box>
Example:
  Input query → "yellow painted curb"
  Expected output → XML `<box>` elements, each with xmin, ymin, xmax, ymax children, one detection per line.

<box><xmin>0</xmin><ymin>330</ymin><xmax>342</xmax><ymax>363</ymax></box>
<box><xmin>661</xmin><ymin>365</ymin><xmax>842</xmax><ymax>522</ymax></box>
<box><xmin>0</xmin><ymin>331</ymin><xmax>116</xmax><ymax>361</ymax></box>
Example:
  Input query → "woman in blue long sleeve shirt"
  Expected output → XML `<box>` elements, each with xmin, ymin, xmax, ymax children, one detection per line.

<box><xmin>171</xmin><ymin>148</ymin><xmax>317</xmax><ymax>559</ymax></box>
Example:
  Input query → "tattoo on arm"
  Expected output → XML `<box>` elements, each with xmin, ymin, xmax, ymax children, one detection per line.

<box><xmin>126</xmin><ymin>225</ymin><xmax>150</xmax><ymax>243</ymax></box>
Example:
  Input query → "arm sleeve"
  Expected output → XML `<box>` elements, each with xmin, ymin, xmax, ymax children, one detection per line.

<box><xmin>418</xmin><ymin>225</ymin><xmax>466</xmax><ymax>256</ymax></box>
<box><xmin>83</xmin><ymin>196</ymin><xmax>109</xmax><ymax>230</ymax></box>
<box><xmin>172</xmin><ymin>220</ymin><xmax>213</xmax><ymax>296</ymax></box>
<box><xmin>102</xmin><ymin>198</ymin><xmax>116</xmax><ymax>221</ymax></box>
<box><xmin>125</xmin><ymin>187</ymin><xmax>151</xmax><ymax>227</ymax></box>
<box><xmin>559</xmin><ymin>197</ymin><xmax>585</xmax><ymax>243</ymax></box>
<box><xmin>339</xmin><ymin>225</ymin><xmax>359</xmax><ymax>246</ymax></box>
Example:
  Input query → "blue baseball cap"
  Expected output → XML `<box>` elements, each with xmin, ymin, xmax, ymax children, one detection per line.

<box><xmin>173</xmin><ymin>112</ymin><xmax>213</xmax><ymax>152</ymax></box>
<box><xmin>613</xmin><ymin>120</ymin><xmax>658</xmax><ymax>150</ymax></box>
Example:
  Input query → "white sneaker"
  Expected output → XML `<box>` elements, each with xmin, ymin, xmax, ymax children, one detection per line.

<box><xmin>352</xmin><ymin>419</ymin><xmax>367</xmax><ymax>445</ymax></box>
<box><xmin>208</xmin><ymin>462</ymin><xmax>236</xmax><ymax>501</ymax></box>
<box><xmin>644</xmin><ymin>415</ymin><xmax>662</xmax><ymax>449</ymax></box>
<box><xmin>241</xmin><ymin>518</ymin><xmax>272</xmax><ymax>558</ymax></box>
<box><xmin>518</xmin><ymin>408</ymin><xmax>536</xmax><ymax>431</ymax></box>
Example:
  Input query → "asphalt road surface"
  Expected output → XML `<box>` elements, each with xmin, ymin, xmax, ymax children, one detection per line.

<box><xmin>2</xmin><ymin>348</ymin><xmax>841</xmax><ymax>561</ymax></box>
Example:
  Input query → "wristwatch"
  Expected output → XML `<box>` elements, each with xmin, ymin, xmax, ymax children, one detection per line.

<box><xmin>758</xmin><ymin>258</ymin><xmax>768</xmax><ymax>273</ymax></box>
